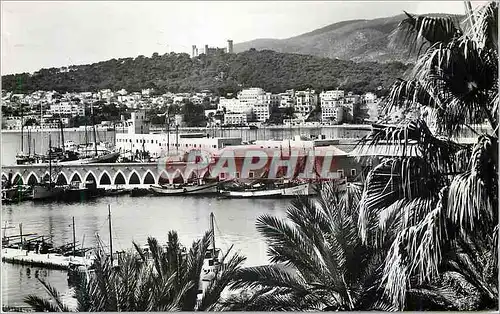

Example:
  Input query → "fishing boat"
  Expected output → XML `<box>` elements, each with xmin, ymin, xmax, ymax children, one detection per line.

<box><xmin>197</xmin><ymin>212</ymin><xmax>223</xmax><ymax>303</ymax></box>
<box><xmin>32</xmin><ymin>136</ymin><xmax>66</xmax><ymax>201</ymax></box>
<box><xmin>62</xmin><ymin>180</ymin><xmax>105</xmax><ymax>202</ymax></box>
<box><xmin>219</xmin><ymin>181</ymin><xmax>314</xmax><ymax>198</ymax></box>
<box><xmin>149</xmin><ymin>181</ymin><xmax>219</xmax><ymax>196</ymax></box>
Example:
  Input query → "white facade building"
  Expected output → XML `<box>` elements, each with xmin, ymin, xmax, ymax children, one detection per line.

<box><xmin>295</xmin><ymin>89</ymin><xmax>318</xmax><ymax>116</ymax></box>
<box><xmin>115</xmin><ymin>110</ymin><xmax>242</xmax><ymax>158</ymax></box>
<box><xmin>279</xmin><ymin>89</ymin><xmax>295</xmax><ymax>108</ymax></box>
<box><xmin>49</xmin><ymin>102</ymin><xmax>85</xmax><ymax>116</ymax></box>
<box><xmin>223</xmin><ymin>113</ymin><xmax>248</xmax><ymax>126</ymax></box>
<box><xmin>320</xmin><ymin>90</ymin><xmax>347</xmax><ymax>122</ymax></box>
<box><xmin>254</xmin><ymin>92</ymin><xmax>280</xmax><ymax>122</ymax></box>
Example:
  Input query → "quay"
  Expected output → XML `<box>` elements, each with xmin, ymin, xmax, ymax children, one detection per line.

<box><xmin>2</xmin><ymin>247</ymin><xmax>93</xmax><ymax>270</ymax></box>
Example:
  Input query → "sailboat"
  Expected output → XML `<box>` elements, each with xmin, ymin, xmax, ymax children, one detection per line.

<box><xmin>32</xmin><ymin>136</ymin><xmax>66</xmax><ymax>201</ymax></box>
<box><xmin>197</xmin><ymin>212</ymin><xmax>223</xmax><ymax>299</ymax></box>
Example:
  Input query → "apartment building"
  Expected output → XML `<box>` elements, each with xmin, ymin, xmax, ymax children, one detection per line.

<box><xmin>49</xmin><ymin>102</ymin><xmax>85</xmax><ymax>116</ymax></box>
<box><xmin>320</xmin><ymin>90</ymin><xmax>345</xmax><ymax>122</ymax></box>
<box><xmin>223</xmin><ymin>112</ymin><xmax>248</xmax><ymax>125</ymax></box>
<box><xmin>295</xmin><ymin>89</ymin><xmax>318</xmax><ymax>116</ymax></box>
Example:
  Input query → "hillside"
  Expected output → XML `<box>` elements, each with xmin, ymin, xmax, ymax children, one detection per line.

<box><xmin>2</xmin><ymin>50</ymin><xmax>410</xmax><ymax>95</ymax></box>
<box><xmin>234</xmin><ymin>13</ymin><xmax>464</xmax><ymax>63</ymax></box>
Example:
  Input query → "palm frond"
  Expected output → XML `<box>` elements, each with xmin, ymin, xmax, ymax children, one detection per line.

<box><xmin>198</xmin><ymin>252</ymin><xmax>247</xmax><ymax>310</ymax></box>
<box><xmin>469</xmin><ymin>1</ymin><xmax>498</xmax><ymax>52</ymax></box>
<box><xmin>23</xmin><ymin>295</ymin><xmax>65</xmax><ymax>312</ymax></box>
<box><xmin>390</xmin><ymin>11</ymin><xmax>461</xmax><ymax>56</ymax></box>
<box><xmin>37</xmin><ymin>277</ymin><xmax>72</xmax><ymax>312</ymax></box>
<box><xmin>380</xmin><ymin>187</ymin><xmax>448</xmax><ymax>309</ymax></box>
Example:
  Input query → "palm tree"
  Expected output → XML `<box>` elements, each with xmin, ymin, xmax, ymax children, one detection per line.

<box><xmin>24</xmin><ymin>231</ymin><xmax>246</xmax><ymax>312</ymax></box>
<box><xmin>220</xmin><ymin>182</ymin><xmax>396</xmax><ymax>311</ymax></box>
<box><xmin>356</xmin><ymin>1</ymin><xmax>498</xmax><ymax>310</ymax></box>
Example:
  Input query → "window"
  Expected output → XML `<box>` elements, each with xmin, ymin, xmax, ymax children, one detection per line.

<box><xmin>220</xmin><ymin>173</ymin><xmax>226</xmax><ymax>179</ymax></box>
<box><xmin>249</xmin><ymin>172</ymin><xmax>254</xmax><ymax>179</ymax></box>
<box><xmin>337</xmin><ymin>170</ymin><xmax>344</xmax><ymax>178</ymax></box>
<box><xmin>235</xmin><ymin>172</ymin><xmax>240</xmax><ymax>178</ymax></box>
<box><xmin>350</xmin><ymin>169</ymin><xmax>356</xmax><ymax>177</ymax></box>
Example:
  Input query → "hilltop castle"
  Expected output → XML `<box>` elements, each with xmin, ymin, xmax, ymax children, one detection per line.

<box><xmin>192</xmin><ymin>39</ymin><xmax>233</xmax><ymax>58</ymax></box>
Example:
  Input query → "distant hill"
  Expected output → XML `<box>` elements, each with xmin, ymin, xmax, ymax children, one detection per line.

<box><xmin>234</xmin><ymin>13</ymin><xmax>464</xmax><ymax>63</ymax></box>
<box><xmin>2</xmin><ymin>50</ymin><xmax>410</xmax><ymax>95</ymax></box>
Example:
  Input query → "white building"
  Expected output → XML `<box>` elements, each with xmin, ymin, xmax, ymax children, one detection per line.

<box><xmin>218</xmin><ymin>98</ymin><xmax>246</xmax><ymax>113</ymax></box>
<box><xmin>253</xmin><ymin>92</ymin><xmax>280</xmax><ymax>122</ymax></box>
<box><xmin>49</xmin><ymin>102</ymin><xmax>85</xmax><ymax>116</ymax></box>
<box><xmin>295</xmin><ymin>89</ymin><xmax>318</xmax><ymax>116</ymax></box>
<box><xmin>115</xmin><ymin>110</ymin><xmax>242</xmax><ymax>158</ymax></box>
<box><xmin>320</xmin><ymin>90</ymin><xmax>347</xmax><ymax>122</ymax></box>
<box><xmin>320</xmin><ymin>90</ymin><xmax>344</xmax><ymax>101</ymax></box>
<box><xmin>223</xmin><ymin>112</ymin><xmax>248</xmax><ymax>126</ymax></box>
<box><xmin>278</xmin><ymin>89</ymin><xmax>295</xmax><ymax>108</ymax></box>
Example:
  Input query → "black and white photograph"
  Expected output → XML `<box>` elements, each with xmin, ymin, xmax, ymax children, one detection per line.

<box><xmin>1</xmin><ymin>0</ymin><xmax>498</xmax><ymax>311</ymax></box>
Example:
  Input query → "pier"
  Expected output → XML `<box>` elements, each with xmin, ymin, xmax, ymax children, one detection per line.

<box><xmin>2</xmin><ymin>248</ymin><xmax>93</xmax><ymax>270</ymax></box>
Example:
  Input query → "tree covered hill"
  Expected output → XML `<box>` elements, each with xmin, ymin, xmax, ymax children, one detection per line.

<box><xmin>2</xmin><ymin>50</ymin><xmax>410</xmax><ymax>95</ymax></box>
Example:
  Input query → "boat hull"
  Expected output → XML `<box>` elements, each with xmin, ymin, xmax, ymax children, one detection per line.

<box><xmin>32</xmin><ymin>185</ymin><xmax>65</xmax><ymax>201</ymax></box>
<box><xmin>220</xmin><ymin>183</ymin><xmax>314</xmax><ymax>198</ymax></box>
<box><xmin>150</xmin><ymin>183</ymin><xmax>219</xmax><ymax>196</ymax></box>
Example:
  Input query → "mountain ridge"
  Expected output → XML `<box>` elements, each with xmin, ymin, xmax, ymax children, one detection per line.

<box><xmin>234</xmin><ymin>13</ymin><xmax>464</xmax><ymax>63</ymax></box>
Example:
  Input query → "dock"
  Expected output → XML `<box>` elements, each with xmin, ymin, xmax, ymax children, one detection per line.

<box><xmin>2</xmin><ymin>247</ymin><xmax>94</xmax><ymax>270</ymax></box>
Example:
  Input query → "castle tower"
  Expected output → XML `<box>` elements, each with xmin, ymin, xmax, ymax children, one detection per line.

<box><xmin>204</xmin><ymin>44</ymin><xmax>209</xmax><ymax>55</ymax></box>
<box><xmin>191</xmin><ymin>45</ymin><xmax>197</xmax><ymax>58</ymax></box>
<box><xmin>227</xmin><ymin>39</ymin><xmax>233</xmax><ymax>54</ymax></box>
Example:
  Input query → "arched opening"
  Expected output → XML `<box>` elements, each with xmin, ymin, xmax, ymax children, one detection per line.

<box><xmin>144</xmin><ymin>172</ymin><xmax>155</xmax><ymax>184</ymax></box>
<box><xmin>2</xmin><ymin>174</ymin><xmax>7</xmax><ymax>182</ymax></box>
<box><xmin>158</xmin><ymin>172</ymin><xmax>169</xmax><ymax>185</ymax></box>
<box><xmin>186</xmin><ymin>171</ymin><xmax>198</xmax><ymax>183</ymax></box>
<box><xmin>85</xmin><ymin>173</ymin><xmax>97</xmax><ymax>189</ymax></box>
<box><xmin>114</xmin><ymin>173</ymin><xmax>126</xmax><ymax>185</ymax></box>
<box><xmin>42</xmin><ymin>173</ymin><xmax>50</xmax><ymax>183</ymax></box>
<box><xmin>27</xmin><ymin>174</ymin><xmax>38</xmax><ymax>185</ymax></box>
<box><xmin>172</xmin><ymin>170</ymin><xmax>185</xmax><ymax>184</ymax></box>
<box><xmin>100</xmin><ymin>173</ymin><xmax>111</xmax><ymax>185</ymax></box>
<box><xmin>12</xmin><ymin>174</ymin><xmax>23</xmax><ymax>185</ymax></box>
<box><xmin>71</xmin><ymin>173</ymin><xmax>82</xmax><ymax>182</ymax></box>
<box><xmin>203</xmin><ymin>170</ymin><xmax>217</xmax><ymax>182</ymax></box>
<box><xmin>56</xmin><ymin>173</ymin><xmax>68</xmax><ymax>185</ymax></box>
<box><xmin>129</xmin><ymin>172</ymin><xmax>140</xmax><ymax>185</ymax></box>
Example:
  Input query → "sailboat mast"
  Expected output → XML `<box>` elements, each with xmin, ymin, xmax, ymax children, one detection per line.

<box><xmin>72</xmin><ymin>216</ymin><xmax>76</xmax><ymax>257</ymax></box>
<box><xmin>20</xmin><ymin>109</ymin><xmax>24</xmax><ymax>153</ymax></box>
<box><xmin>91</xmin><ymin>104</ymin><xmax>98</xmax><ymax>157</ymax></box>
<box><xmin>59</xmin><ymin>118</ymin><xmax>65</xmax><ymax>152</ymax></box>
<box><xmin>27</xmin><ymin>129</ymin><xmax>31</xmax><ymax>156</ymax></box>
<box><xmin>19</xmin><ymin>223</ymin><xmax>23</xmax><ymax>249</ymax></box>
<box><xmin>210</xmin><ymin>212</ymin><xmax>215</xmax><ymax>262</ymax></box>
<box><xmin>48</xmin><ymin>135</ymin><xmax>52</xmax><ymax>185</ymax></box>
<box><xmin>108</xmin><ymin>205</ymin><xmax>113</xmax><ymax>265</ymax></box>
<box><xmin>166</xmin><ymin>110</ymin><xmax>170</xmax><ymax>155</ymax></box>
<box><xmin>175</xmin><ymin>124</ymin><xmax>179</xmax><ymax>153</ymax></box>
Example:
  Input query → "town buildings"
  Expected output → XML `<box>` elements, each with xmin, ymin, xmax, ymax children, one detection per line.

<box><xmin>2</xmin><ymin>86</ymin><xmax>381</xmax><ymax>130</ymax></box>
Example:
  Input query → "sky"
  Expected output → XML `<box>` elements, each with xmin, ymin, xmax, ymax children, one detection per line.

<box><xmin>1</xmin><ymin>1</ymin><xmax>487</xmax><ymax>75</ymax></box>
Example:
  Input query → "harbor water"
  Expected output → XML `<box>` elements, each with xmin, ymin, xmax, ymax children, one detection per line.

<box><xmin>2</xmin><ymin>194</ymin><xmax>290</xmax><ymax>307</ymax></box>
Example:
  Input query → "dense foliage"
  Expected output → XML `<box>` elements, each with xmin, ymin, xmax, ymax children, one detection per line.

<box><xmin>356</xmin><ymin>1</ymin><xmax>498</xmax><ymax>310</ymax></box>
<box><xmin>2</xmin><ymin>50</ymin><xmax>409</xmax><ymax>95</ymax></box>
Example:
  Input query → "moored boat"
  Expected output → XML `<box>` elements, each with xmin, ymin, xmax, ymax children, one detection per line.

<box><xmin>220</xmin><ymin>182</ymin><xmax>314</xmax><ymax>198</ymax></box>
<box><xmin>149</xmin><ymin>181</ymin><xmax>219</xmax><ymax>196</ymax></box>
<box><xmin>32</xmin><ymin>184</ymin><xmax>65</xmax><ymax>201</ymax></box>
